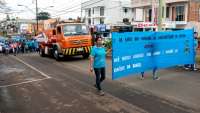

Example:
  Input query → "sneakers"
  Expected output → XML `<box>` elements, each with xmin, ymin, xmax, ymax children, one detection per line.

<box><xmin>184</xmin><ymin>67</ymin><xmax>190</xmax><ymax>70</ymax></box>
<box><xmin>153</xmin><ymin>77</ymin><xmax>160</xmax><ymax>80</ymax></box>
<box><xmin>98</xmin><ymin>90</ymin><xmax>105</xmax><ymax>96</ymax></box>
<box><xmin>94</xmin><ymin>85</ymin><xmax>105</xmax><ymax>96</ymax></box>
<box><xmin>193</xmin><ymin>68</ymin><xmax>198</xmax><ymax>71</ymax></box>
<box><xmin>140</xmin><ymin>76</ymin><xmax>144</xmax><ymax>80</ymax></box>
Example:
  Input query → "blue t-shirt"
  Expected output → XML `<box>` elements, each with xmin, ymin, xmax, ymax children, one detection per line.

<box><xmin>194</xmin><ymin>39</ymin><xmax>198</xmax><ymax>49</ymax></box>
<box><xmin>90</xmin><ymin>46</ymin><xmax>106</xmax><ymax>68</ymax></box>
<box><xmin>34</xmin><ymin>41</ymin><xmax>39</xmax><ymax>48</ymax></box>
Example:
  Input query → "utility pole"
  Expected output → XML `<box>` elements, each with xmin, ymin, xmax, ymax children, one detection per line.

<box><xmin>81</xmin><ymin>0</ymin><xmax>82</xmax><ymax>21</ymax></box>
<box><xmin>36</xmin><ymin>0</ymin><xmax>39</xmax><ymax>35</ymax></box>
<box><xmin>158</xmin><ymin>0</ymin><xmax>166</xmax><ymax>31</ymax></box>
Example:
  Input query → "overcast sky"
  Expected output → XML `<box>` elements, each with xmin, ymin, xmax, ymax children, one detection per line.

<box><xmin>0</xmin><ymin>0</ymin><xmax>89</xmax><ymax>20</ymax></box>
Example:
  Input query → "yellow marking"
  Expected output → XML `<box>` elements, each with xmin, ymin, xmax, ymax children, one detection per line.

<box><xmin>74</xmin><ymin>48</ymin><xmax>77</xmax><ymax>54</ymax></box>
<box><xmin>65</xmin><ymin>49</ymin><xmax>68</xmax><ymax>55</ymax></box>
<box><xmin>68</xmin><ymin>48</ymin><xmax>72</xmax><ymax>55</ymax></box>
<box><xmin>85</xmin><ymin>47</ymin><xmax>88</xmax><ymax>53</ymax></box>
<box><xmin>72</xmin><ymin>48</ymin><xmax>76</xmax><ymax>55</ymax></box>
<box><xmin>88</xmin><ymin>47</ymin><xmax>91</xmax><ymax>53</ymax></box>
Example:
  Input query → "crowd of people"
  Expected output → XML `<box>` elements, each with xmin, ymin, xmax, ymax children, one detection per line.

<box><xmin>0</xmin><ymin>39</ymin><xmax>39</xmax><ymax>55</ymax></box>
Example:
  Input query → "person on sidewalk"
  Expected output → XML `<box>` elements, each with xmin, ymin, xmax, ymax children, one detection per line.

<box><xmin>191</xmin><ymin>32</ymin><xmax>199</xmax><ymax>71</ymax></box>
<box><xmin>141</xmin><ymin>67</ymin><xmax>160</xmax><ymax>80</ymax></box>
<box><xmin>89</xmin><ymin>36</ymin><xmax>111</xmax><ymax>96</ymax></box>
<box><xmin>184</xmin><ymin>32</ymin><xmax>199</xmax><ymax>71</ymax></box>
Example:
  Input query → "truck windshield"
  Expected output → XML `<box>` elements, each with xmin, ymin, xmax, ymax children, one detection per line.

<box><xmin>63</xmin><ymin>25</ymin><xmax>89</xmax><ymax>36</ymax></box>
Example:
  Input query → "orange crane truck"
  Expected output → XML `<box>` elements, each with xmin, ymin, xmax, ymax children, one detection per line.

<box><xmin>38</xmin><ymin>21</ymin><xmax>92</xmax><ymax>60</ymax></box>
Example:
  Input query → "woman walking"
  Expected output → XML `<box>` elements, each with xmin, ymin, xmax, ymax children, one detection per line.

<box><xmin>89</xmin><ymin>37</ymin><xmax>111</xmax><ymax>96</ymax></box>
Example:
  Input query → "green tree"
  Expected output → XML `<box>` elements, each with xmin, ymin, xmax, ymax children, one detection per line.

<box><xmin>37</xmin><ymin>12</ymin><xmax>51</xmax><ymax>20</ymax></box>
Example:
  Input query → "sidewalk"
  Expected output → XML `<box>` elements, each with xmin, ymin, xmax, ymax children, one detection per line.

<box><xmin>105</xmin><ymin>59</ymin><xmax>200</xmax><ymax>111</ymax></box>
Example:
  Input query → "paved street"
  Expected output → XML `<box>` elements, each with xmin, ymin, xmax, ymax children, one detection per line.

<box><xmin>0</xmin><ymin>53</ymin><xmax>200</xmax><ymax>113</ymax></box>
<box><xmin>1</xmin><ymin>0</ymin><xmax>200</xmax><ymax>112</ymax></box>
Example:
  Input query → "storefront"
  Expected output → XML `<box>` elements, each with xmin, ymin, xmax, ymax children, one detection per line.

<box><xmin>132</xmin><ymin>22</ymin><xmax>179</xmax><ymax>32</ymax></box>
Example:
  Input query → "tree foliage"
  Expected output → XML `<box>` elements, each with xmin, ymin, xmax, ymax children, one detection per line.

<box><xmin>37</xmin><ymin>12</ymin><xmax>51</xmax><ymax>20</ymax></box>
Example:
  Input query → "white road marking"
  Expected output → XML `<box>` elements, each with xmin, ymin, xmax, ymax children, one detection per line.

<box><xmin>12</xmin><ymin>56</ymin><xmax>51</xmax><ymax>79</ymax></box>
<box><xmin>0</xmin><ymin>78</ymin><xmax>50</xmax><ymax>88</ymax></box>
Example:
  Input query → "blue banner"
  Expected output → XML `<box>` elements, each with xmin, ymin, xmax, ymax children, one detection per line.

<box><xmin>112</xmin><ymin>30</ymin><xmax>195</xmax><ymax>80</ymax></box>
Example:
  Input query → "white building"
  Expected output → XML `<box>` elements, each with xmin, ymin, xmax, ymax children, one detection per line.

<box><xmin>81</xmin><ymin>0</ymin><xmax>133</xmax><ymax>26</ymax></box>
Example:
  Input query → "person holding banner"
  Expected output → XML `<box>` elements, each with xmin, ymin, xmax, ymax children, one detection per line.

<box><xmin>191</xmin><ymin>32</ymin><xmax>199</xmax><ymax>71</ymax></box>
<box><xmin>89</xmin><ymin>37</ymin><xmax>111</xmax><ymax>96</ymax></box>
<box><xmin>184</xmin><ymin>32</ymin><xmax>199</xmax><ymax>71</ymax></box>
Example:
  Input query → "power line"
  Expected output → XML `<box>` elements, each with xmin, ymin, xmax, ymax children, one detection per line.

<box><xmin>54</xmin><ymin>3</ymin><xmax>81</xmax><ymax>13</ymax></box>
<box><xmin>51</xmin><ymin>0</ymin><xmax>104</xmax><ymax>17</ymax></box>
<box><xmin>46</xmin><ymin>0</ymin><xmax>83</xmax><ymax>15</ymax></box>
<box><xmin>51</xmin><ymin>2</ymin><xmax>131</xmax><ymax>18</ymax></box>
<box><xmin>52</xmin><ymin>7</ymin><xmax>81</xmax><ymax>18</ymax></box>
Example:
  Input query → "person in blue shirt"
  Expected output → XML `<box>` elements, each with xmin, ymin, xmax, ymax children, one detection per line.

<box><xmin>184</xmin><ymin>32</ymin><xmax>199</xmax><ymax>71</ymax></box>
<box><xmin>89</xmin><ymin>36</ymin><xmax>111</xmax><ymax>96</ymax></box>
<box><xmin>191</xmin><ymin>32</ymin><xmax>199</xmax><ymax>71</ymax></box>
<box><xmin>34</xmin><ymin>39</ymin><xmax>39</xmax><ymax>53</ymax></box>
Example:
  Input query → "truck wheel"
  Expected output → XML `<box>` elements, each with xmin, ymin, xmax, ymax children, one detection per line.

<box><xmin>39</xmin><ymin>49</ymin><xmax>45</xmax><ymax>57</ymax></box>
<box><xmin>53</xmin><ymin>49</ymin><xmax>61</xmax><ymax>61</ymax></box>
<box><xmin>82</xmin><ymin>54</ymin><xmax>89</xmax><ymax>59</ymax></box>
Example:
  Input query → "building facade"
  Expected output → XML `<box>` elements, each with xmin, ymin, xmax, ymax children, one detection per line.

<box><xmin>82</xmin><ymin>0</ymin><xmax>133</xmax><ymax>26</ymax></box>
<box><xmin>131</xmin><ymin>0</ymin><xmax>200</xmax><ymax>32</ymax></box>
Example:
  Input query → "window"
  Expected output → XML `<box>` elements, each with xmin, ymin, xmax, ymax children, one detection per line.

<box><xmin>92</xmin><ymin>8</ymin><xmax>94</xmax><ymax>14</ymax></box>
<box><xmin>176</xmin><ymin>6</ymin><xmax>185</xmax><ymax>21</ymax></box>
<box><xmin>100</xmin><ymin>7</ymin><xmax>104</xmax><ymax>16</ymax></box>
<box><xmin>145</xmin><ymin>8</ymin><xmax>152</xmax><ymax>22</ymax></box>
<box><xmin>166</xmin><ymin>7</ymin><xmax>170</xmax><ymax>18</ymax></box>
<box><xmin>57</xmin><ymin>26</ymin><xmax>61</xmax><ymax>34</ymax></box>
<box><xmin>100</xmin><ymin>18</ymin><xmax>104</xmax><ymax>24</ymax></box>
<box><xmin>124</xmin><ymin>8</ymin><xmax>128</xmax><ymax>13</ymax></box>
<box><xmin>88</xmin><ymin>19</ymin><xmax>91</xmax><ymax>25</ymax></box>
<box><xmin>88</xmin><ymin>9</ymin><xmax>91</xmax><ymax>17</ymax></box>
<box><xmin>53</xmin><ymin>29</ymin><xmax>56</xmax><ymax>35</ymax></box>
<box><xmin>63</xmin><ymin>25</ymin><xmax>89</xmax><ymax>36</ymax></box>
